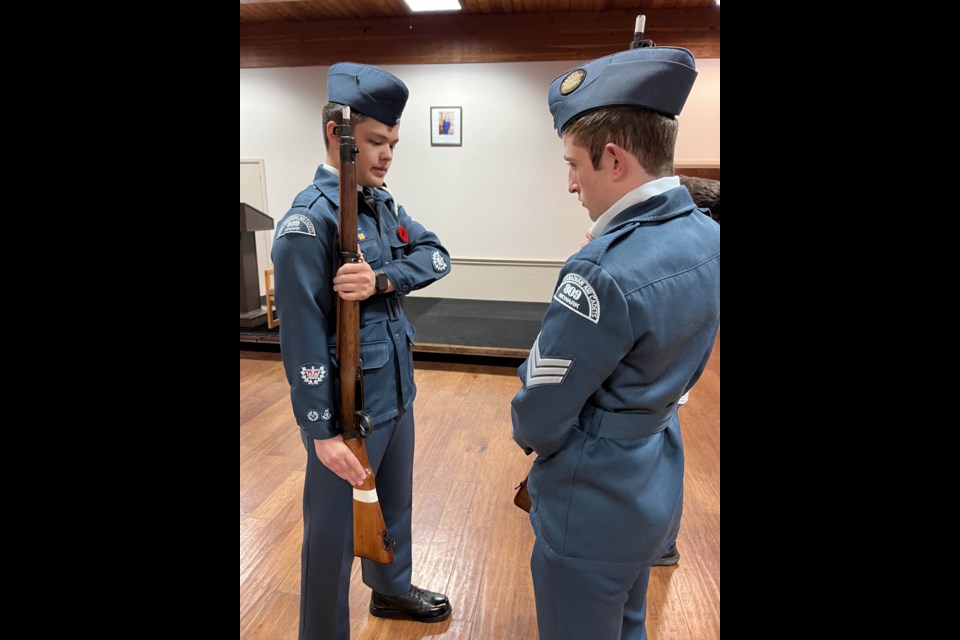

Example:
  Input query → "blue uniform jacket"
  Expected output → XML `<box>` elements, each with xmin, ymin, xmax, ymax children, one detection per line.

<box><xmin>511</xmin><ymin>185</ymin><xmax>720</xmax><ymax>565</ymax></box>
<box><xmin>272</xmin><ymin>166</ymin><xmax>451</xmax><ymax>440</ymax></box>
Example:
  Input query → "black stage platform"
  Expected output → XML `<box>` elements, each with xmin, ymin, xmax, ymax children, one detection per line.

<box><xmin>240</xmin><ymin>297</ymin><xmax>547</xmax><ymax>360</ymax></box>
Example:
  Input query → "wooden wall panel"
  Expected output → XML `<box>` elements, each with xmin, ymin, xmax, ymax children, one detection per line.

<box><xmin>677</xmin><ymin>167</ymin><xmax>720</xmax><ymax>181</ymax></box>
<box><xmin>240</xmin><ymin>9</ymin><xmax>720</xmax><ymax>68</ymax></box>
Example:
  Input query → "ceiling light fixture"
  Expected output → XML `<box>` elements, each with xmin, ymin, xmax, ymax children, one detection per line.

<box><xmin>403</xmin><ymin>0</ymin><xmax>462</xmax><ymax>12</ymax></box>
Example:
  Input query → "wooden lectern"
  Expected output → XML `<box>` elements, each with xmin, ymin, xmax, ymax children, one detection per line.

<box><xmin>240</xmin><ymin>202</ymin><xmax>275</xmax><ymax>327</ymax></box>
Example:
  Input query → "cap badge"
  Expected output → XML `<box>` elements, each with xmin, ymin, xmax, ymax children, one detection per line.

<box><xmin>560</xmin><ymin>69</ymin><xmax>586</xmax><ymax>95</ymax></box>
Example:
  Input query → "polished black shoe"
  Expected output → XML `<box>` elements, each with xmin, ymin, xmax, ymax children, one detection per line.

<box><xmin>369</xmin><ymin>585</ymin><xmax>452</xmax><ymax>622</ymax></box>
<box><xmin>652</xmin><ymin>544</ymin><xmax>680</xmax><ymax>567</ymax></box>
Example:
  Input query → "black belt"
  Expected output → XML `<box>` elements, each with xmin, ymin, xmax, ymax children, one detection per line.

<box><xmin>577</xmin><ymin>403</ymin><xmax>677</xmax><ymax>440</ymax></box>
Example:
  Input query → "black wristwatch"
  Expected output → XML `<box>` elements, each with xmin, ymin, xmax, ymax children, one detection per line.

<box><xmin>374</xmin><ymin>270</ymin><xmax>389</xmax><ymax>295</ymax></box>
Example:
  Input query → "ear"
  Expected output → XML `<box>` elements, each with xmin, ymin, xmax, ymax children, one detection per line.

<box><xmin>326</xmin><ymin>120</ymin><xmax>339</xmax><ymax>145</ymax></box>
<box><xmin>604</xmin><ymin>143</ymin><xmax>630</xmax><ymax>181</ymax></box>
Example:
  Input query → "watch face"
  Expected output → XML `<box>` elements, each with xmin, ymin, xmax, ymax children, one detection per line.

<box><xmin>376</xmin><ymin>272</ymin><xmax>387</xmax><ymax>293</ymax></box>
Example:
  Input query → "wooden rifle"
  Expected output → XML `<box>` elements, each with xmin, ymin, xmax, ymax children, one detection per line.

<box><xmin>335</xmin><ymin>105</ymin><xmax>395</xmax><ymax>564</ymax></box>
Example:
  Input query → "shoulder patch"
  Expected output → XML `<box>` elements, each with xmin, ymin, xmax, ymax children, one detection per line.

<box><xmin>553</xmin><ymin>273</ymin><xmax>600</xmax><ymax>324</ymax></box>
<box><xmin>278</xmin><ymin>214</ymin><xmax>316</xmax><ymax>237</ymax></box>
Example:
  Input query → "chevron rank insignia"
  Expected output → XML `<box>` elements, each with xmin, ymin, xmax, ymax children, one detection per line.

<box><xmin>525</xmin><ymin>335</ymin><xmax>572</xmax><ymax>388</ymax></box>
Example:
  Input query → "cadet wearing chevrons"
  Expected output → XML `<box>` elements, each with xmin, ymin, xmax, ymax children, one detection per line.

<box><xmin>272</xmin><ymin>63</ymin><xmax>452</xmax><ymax>640</ymax></box>
<box><xmin>511</xmin><ymin>46</ymin><xmax>720</xmax><ymax>640</ymax></box>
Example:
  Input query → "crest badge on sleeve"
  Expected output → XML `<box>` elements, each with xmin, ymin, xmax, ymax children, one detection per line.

<box><xmin>431</xmin><ymin>250</ymin><xmax>447</xmax><ymax>272</ymax></box>
<box><xmin>299</xmin><ymin>364</ymin><xmax>327</xmax><ymax>386</ymax></box>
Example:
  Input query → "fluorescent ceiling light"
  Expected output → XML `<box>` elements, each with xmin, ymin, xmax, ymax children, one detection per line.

<box><xmin>404</xmin><ymin>0</ymin><xmax>462</xmax><ymax>12</ymax></box>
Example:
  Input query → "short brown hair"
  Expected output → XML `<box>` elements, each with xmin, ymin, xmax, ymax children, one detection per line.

<box><xmin>563</xmin><ymin>107</ymin><xmax>677</xmax><ymax>177</ymax></box>
<box><xmin>679</xmin><ymin>175</ymin><xmax>720</xmax><ymax>223</ymax></box>
<box><xmin>322</xmin><ymin>102</ymin><xmax>370</xmax><ymax>150</ymax></box>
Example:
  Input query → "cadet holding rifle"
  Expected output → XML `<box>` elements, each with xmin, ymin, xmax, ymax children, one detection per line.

<box><xmin>510</xmin><ymin>23</ymin><xmax>720</xmax><ymax>640</ymax></box>
<box><xmin>272</xmin><ymin>62</ymin><xmax>453</xmax><ymax>640</ymax></box>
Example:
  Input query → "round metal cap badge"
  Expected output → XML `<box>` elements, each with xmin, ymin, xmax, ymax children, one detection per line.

<box><xmin>560</xmin><ymin>69</ymin><xmax>586</xmax><ymax>95</ymax></box>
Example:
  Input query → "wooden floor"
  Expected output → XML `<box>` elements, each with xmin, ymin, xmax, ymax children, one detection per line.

<box><xmin>240</xmin><ymin>338</ymin><xmax>720</xmax><ymax>639</ymax></box>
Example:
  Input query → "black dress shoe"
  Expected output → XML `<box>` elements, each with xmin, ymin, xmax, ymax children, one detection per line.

<box><xmin>652</xmin><ymin>544</ymin><xmax>680</xmax><ymax>567</ymax></box>
<box><xmin>369</xmin><ymin>585</ymin><xmax>452</xmax><ymax>622</ymax></box>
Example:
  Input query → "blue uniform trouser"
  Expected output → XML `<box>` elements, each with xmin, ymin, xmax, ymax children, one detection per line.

<box><xmin>298</xmin><ymin>409</ymin><xmax>415</xmax><ymax>640</ymax></box>
<box><xmin>531</xmin><ymin>536</ymin><xmax>652</xmax><ymax>640</ymax></box>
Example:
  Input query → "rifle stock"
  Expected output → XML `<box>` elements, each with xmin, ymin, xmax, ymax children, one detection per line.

<box><xmin>336</xmin><ymin>106</ymin><xmax>395</xmax><ymax>565</ymax></box>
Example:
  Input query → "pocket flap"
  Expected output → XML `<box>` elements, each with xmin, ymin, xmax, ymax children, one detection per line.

<box><xmin>359</xmin><ymin>340</ymin><xmax>390</xmax><ymax>370</ymax></box>
<box><xmin>328</xmin><ymin>340</ymin><xmax>390</xmax><ymax>370</ymax></box>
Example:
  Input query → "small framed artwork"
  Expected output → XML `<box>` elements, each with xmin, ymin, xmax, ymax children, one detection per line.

<box><xmin>430</xmin><ymin>106</ymin><xmax>462</xmax><ymax>146</ymax></box>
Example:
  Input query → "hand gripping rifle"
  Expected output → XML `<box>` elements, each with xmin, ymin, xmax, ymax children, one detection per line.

<box><xmin>335</xmin><ymin>106</ymin><xmax>395</xmax><ymax>564</ymax></box>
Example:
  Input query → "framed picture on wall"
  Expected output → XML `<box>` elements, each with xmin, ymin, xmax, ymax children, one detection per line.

<box><xmin>430</xmin><ymin>106</ymin><xmax>462</xmax><ymax>146</ymax></box>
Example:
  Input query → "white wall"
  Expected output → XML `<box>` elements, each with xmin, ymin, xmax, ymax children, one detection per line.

<box><xmin>240</xmin><ymin>59</ymin><xmax>719</xmax><ymax>302</ymax></box>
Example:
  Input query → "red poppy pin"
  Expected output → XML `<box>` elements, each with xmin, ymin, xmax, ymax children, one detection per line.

<box><xmin>397</xmin><ymin>226</ymin><xmax>409</xmax><ymax>243</ymax></box>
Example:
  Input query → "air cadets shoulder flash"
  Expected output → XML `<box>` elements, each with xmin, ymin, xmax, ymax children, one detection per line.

<box><xmin>553</xmin><ymin>273</ymin><xmax>601</xmax><ymax>324</ymax></box>
<box><xmin>278</xmin><ymin>214</ymin><xmax>316</xmax><ymax>238</ymax></box>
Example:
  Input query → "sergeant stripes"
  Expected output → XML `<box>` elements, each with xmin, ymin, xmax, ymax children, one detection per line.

<box><xmin>525</xmin><ymin>335</ymin><xmax>572</xmax><ymax>388</ymax></box>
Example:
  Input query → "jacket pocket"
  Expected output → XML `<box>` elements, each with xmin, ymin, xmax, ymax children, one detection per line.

<box><xmin>358</xmin><ymin>235</ymin><xmax>382</xmax><ymax>265</ymax></box>
<box><xmin>384</xmin><ymin>222</ymin><xmax>408</xmax><ymax>261</ymax></box>
<box><xmin>328</xmin><ymin>340</ymin><xmax>390</xmax><ymax>371</ymax></box>
<box><xmin>328</xmin><ymin>339</ymin><xmax>396</xmax><ymax>423</ymax></box>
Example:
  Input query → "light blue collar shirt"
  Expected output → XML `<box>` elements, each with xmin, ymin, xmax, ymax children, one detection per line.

<box><xmin>318</xmin><ymin>163</ymin><xmax>364</xmax><ymax>193</ymax></box>
<box><xmin>588</xmin><ymin>175</ymin><xmax>680</xmax><ymax>239</ymax></box>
